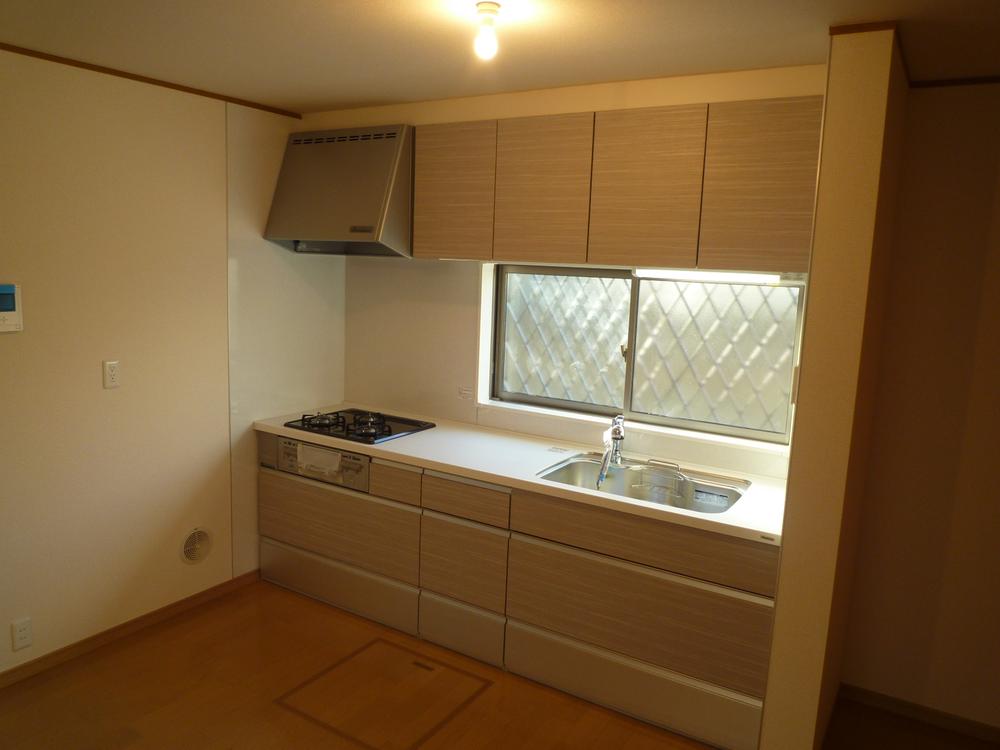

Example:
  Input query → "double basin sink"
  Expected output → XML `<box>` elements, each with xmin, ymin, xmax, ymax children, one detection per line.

<box><xmin>538</xmin><ymin>452</ymin><xmax>749</xmax><ymax>515</ymax></box>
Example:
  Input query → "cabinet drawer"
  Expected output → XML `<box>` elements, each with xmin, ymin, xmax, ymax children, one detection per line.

<box><xmin>420</xmin><ymin>511</ymin><xmax>509</xmax><ymax>613</ymax></box>
<box><xmin>370</xmin><ymin>459</ymin><xmax>422</xmax><ymax>506</ymax></box>
<box><xmin>421</xmin><ymin>472</ymin><xmax>510</xmax><ymax>528</ymax></box>
<box><xmin>505</xmin><ymin>621</ymin><xmax>761</xmax><ymax>750</ymax></box>
<box><xmin>510</xmin><ymin>489</ymin><xmax>778</xmax><ymax>596</ymax></box>
<box><xmin>258</xmin><ymin>469</ymin><xmax>420</xmax><ymax>585</ymax></box>
<box><xmin>419</xmin><ymin>592</ymin><xmax>505</xmax><ymax>667</ymax></box>
<box><xmin>507</xmin><ymin>534</ymin><xmax>773</xmax><ymax>697</ymax></box>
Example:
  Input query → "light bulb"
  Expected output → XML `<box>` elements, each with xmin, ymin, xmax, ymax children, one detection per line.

<box><xmin>474</xmin><ymin>25</ymin><xmax>498</xmax><ymax>60</ymax></box>
<box><xmin>473</xmin><ymin>1</ymin><xmax>500</xmax><ymax>61</ymax></box>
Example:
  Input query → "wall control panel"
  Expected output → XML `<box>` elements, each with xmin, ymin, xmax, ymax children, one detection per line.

<box><xmin>0</xmin><ymin>284</ymin><xmax>23</xmax><ymax>332</ymax></box>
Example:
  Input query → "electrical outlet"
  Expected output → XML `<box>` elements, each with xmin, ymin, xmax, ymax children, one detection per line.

<box><xmin>458</xmin><ymin>386</ymin><xmax>474</xmax><ymax>401</ymax></box>
<box><xmin>11</xmin><ymin>617</ymin><xmax>31</xmax><ymax>651</ymax></box>
<box><xmin>103</xmin><ymin>360</ymin><xmax>120</xmax><ymax>389</ymax></box>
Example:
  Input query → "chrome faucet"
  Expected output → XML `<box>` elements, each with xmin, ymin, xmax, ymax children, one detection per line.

<box><xmin>596</xmin><ymin>415</ymin><xmax>626</xmax><ymax>490</ymax></box>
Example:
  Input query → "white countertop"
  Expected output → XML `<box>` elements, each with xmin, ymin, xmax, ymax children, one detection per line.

<box><xmin>254</xmin><ymin>405</ymin><xmax>786</xmax><ymax>546</ymax></box>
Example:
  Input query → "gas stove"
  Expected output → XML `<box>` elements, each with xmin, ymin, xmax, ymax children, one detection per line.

<box><xmin>284</xmin><ymin>408</ymin><xmax>435</xmax><ymax>444</ymax></box>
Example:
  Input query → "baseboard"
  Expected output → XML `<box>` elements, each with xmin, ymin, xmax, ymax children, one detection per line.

<box><xmin>0</xmin><ymin>570</ymin><xmax>260</xmax><ymax>690</ymax></box>
<box><xmin>839</xmin><ymin>683</ymin><xmax>1000</xmax><ymax>744</ymax></box>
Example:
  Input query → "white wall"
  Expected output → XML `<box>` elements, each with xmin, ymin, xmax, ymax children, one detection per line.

<box><xmin>842</xmin><ymin>84</ymin><xmax>1000</xmax><ymax>728</ymax></box>
<box><xmin>226</xmin><ymin>104</ymin><xmax>346</xmax><ymax>575</ymax></box>
<box><xmin>0</xmin><ymin>51</ymin><xmax>231</xmax><ymax>672</ymax></box>
<box><xmin>344</xmin><ymin>257</ymin><xmax>478</xmax><ymax>423</ymax></box>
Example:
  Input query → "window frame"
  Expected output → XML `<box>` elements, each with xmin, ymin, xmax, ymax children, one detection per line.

<box><xmin>491</xmin><ymin>264</ymin><xmax>632</xmax><ymax>417</ymax></box>
<box><xmin>490</xmin><ymin>264</ymin><xmax>806</xmax><ymax>445</ymax></box>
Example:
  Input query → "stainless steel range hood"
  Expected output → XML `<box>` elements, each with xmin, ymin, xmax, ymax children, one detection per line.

<box><xmin>264</xmin><ymin>125</ymin><xmax>412</xmax><ymax>257</ymax></box>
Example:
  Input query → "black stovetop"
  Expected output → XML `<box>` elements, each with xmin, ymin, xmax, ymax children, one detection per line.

<box><xmin>284</xmin><ymin>408</ymin><xmax>435</xmax><ymax>444</ymax></box>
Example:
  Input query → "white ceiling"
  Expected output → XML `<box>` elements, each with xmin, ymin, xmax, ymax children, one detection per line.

<box><xmin>2</xmin><ymin>0</ymin><xmax>999</xmax><ymax>114</ymax></box>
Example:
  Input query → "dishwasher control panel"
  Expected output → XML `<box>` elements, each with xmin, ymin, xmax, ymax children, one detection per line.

<box><xmin>275</xmin><ymin>437</ymin><xmax>370</xmax><ymax>493</ymax></box>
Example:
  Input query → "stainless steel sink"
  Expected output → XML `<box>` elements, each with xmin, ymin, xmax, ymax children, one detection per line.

<box><xmin>538</xmin><ymin>453</ymin><xmax>749</xmax><ymax>514</ymax></box>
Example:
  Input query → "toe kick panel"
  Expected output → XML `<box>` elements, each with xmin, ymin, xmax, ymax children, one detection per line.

<box><xmin>505</xmin><ymin>620</ymin><xmax>762</xmax><ymax>750</ymax></box>
<box><xmin>419</xmin><ymin>591</ymin><xmax>506</xmax><ymax>667</ymax></box>
<box><xmin>261</xmin><ymin>538</ymin><xmax>419</xmax><ymax>635</ymax></box>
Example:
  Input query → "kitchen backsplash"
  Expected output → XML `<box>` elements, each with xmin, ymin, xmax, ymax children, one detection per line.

<box><xmin>343</xmin><ymin>256</ymin><xmax>789</xmax><ymax>479</ymax></box>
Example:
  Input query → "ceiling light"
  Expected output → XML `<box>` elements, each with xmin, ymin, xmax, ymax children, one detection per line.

<box><xmin>474</xmin><ymin>1</ymin><xmax>501</xmax><ymax>60</ymax></box>
<box><xmin>633</xmin><ymin>269</ymin><xmax>783</xmax><ymax>285</ymax></box>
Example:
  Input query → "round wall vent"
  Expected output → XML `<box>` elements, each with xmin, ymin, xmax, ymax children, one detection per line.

<box><xmin>181</xmin><ymin>527</ymin><xmax>212</xmax><ymax>564</ymax></box>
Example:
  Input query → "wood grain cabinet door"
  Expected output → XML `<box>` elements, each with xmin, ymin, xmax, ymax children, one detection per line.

<box><xmin>698</xmin><ymin>96</ymin><xmax>824</xmax><ymax>272</ymax></box>
<box><xmin>369</xmin><ymin>459</ymin><xmax>422</xmax><ymax>506</ymax></box>
<box><xmin>588</xmin><ymin>104</ymin><xmax>707</xmax><ymax>268</ymax></box>
<box><xmin>420</xmin><ymin>472</ymin><xmax>511</xmax><ymax>528</ymax></box>
<box><xmin>510</xmin><ymin>490</ymin><xmax>779</xmax><ymax>597</ymax></box>
<box><xmin>258</xmin><ymin>469</ymin><xmax>420</xmax><ymax>585</ymax></box>
<box><xmin>420</xmin><ymin>511</ymin><xmax>510</xmax><ymax>613</ymax></box>
<box><xmin>507</xmin><ymin>534</ymin><xmax>774</xmax><ymax>697</ymax></box>
<box><xmin>493</xmin><ymin>112</ymin><xmax>595</xmax><ymax>264</ymax></box>
<box><xmin>413</xmin><ymin>120</ymin><xmax>497</xmax><ymax>259</ymax></box>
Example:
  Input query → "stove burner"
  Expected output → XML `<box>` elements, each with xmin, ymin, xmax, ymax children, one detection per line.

<box><xmin>352</xmin><ymin>411</ymin><xmax>385</xmax><ymax>428</ymax></box>
<box><xmin>347</xmin><ymin>412</ymin><xmax>391</xmax><ymax>440</ymax></box>
<box><xmin>283</xmin><ymin>408</ymin><xmax>435</xmax><ymax>444</ymax></box>
<box><xmin>300</xmin><ymin>412</ymin><xmax>346</xmax><ymax>431</ymax></box>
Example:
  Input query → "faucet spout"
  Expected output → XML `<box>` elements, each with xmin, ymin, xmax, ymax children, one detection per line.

<box><xmin>596</xmin><ymin>415</ymin><xmax>626</xmax><ymax>490</ymax></box>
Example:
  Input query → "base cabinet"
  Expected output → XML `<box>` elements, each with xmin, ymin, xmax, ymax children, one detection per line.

<box><xmin>256</xmin><ymin>463</ymin><xmax>771</xmax><ymax>750</ymax></box>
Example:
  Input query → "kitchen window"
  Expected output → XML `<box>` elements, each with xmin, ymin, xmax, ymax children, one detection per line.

<box><xmin>492</xmin><ymin>265</ymin><xmax>805</xmax><ymax>443</ymax></box>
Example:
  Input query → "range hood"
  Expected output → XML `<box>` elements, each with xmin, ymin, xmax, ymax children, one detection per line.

<box><xmin>265</xmin><ymin>125</ymin><xmax>412</xmax><ymax>257</ymax></box>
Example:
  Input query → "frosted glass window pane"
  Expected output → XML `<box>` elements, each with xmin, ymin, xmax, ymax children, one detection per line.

<box><xmin>631</xmin><ymin>281</ymin><xmax>799</xmax><ymax>434</ymax></box>
<box><xmin>501</xmin><ymin>272</ymin><xmax>631</xmax><ymax>409</ymax></box>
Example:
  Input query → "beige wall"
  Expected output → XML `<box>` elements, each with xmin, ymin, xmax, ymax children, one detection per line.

<box><xmin>226</xmin><ymin>104</ymin><xmax>347</xmax><ymax>575</ymax></box>
<box><xmin>760</xmin><ymin>30</ymin><xmax>902</xmax><ymax>749</ymax></box>
<box><xmin>814</xmin><ymin>40</ymin><xmax>908</xmax><ymax>741</ymax></box>
<box><xmin>842</xmin><ymin>84</ymin><xmax>1000</xmax><ymax>728</ymax></box>
<box><xmin>329</xmin><ymin>65</ymin><xmax>826</xmax><ymax>480</ymax></box>
<box><xmin>304</xmin><ymin>64</ymin><xmax>826</xmax><ymax>129</ymax></box>
<box><xmin>0</xmin><ymin>52</ymin><xmax>231</xmax><ymax>672</ymax></box>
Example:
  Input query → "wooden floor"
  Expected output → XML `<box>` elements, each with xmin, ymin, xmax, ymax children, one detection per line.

<box><xmin>1</xmin><ymin>581</ymin><xmax>992</xmax><ymax>750</ymax></box>
<box><xmin>0</xmin><ymin>582</ymin><xmax>707</xmax><ymax>749</ymax></box>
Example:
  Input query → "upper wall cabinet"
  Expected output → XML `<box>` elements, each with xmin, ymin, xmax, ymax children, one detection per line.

<box><xmin>413</xmin><ymin>120</ymin><xmax>497</xmax><ymax>260</ymax></box>
<box><xmin>588</xmin><ymin>104</ymin><xmax>708</xmax><ymax>268</ymax></box>
<box><xmin>698</xmin><ymin>96</ymin><xmax>824</xmax><ymax>273</ymax></box>
<box><xmin>494</xmin><ymin>113</ymin><xmax>595</xmax><ymax>264</ymax></box>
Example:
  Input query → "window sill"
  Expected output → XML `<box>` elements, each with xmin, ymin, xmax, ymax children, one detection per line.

<box><xmin>475</xmin><ymin>398</ymin><xmax>790</xmax><ymax>480</ymax></box>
